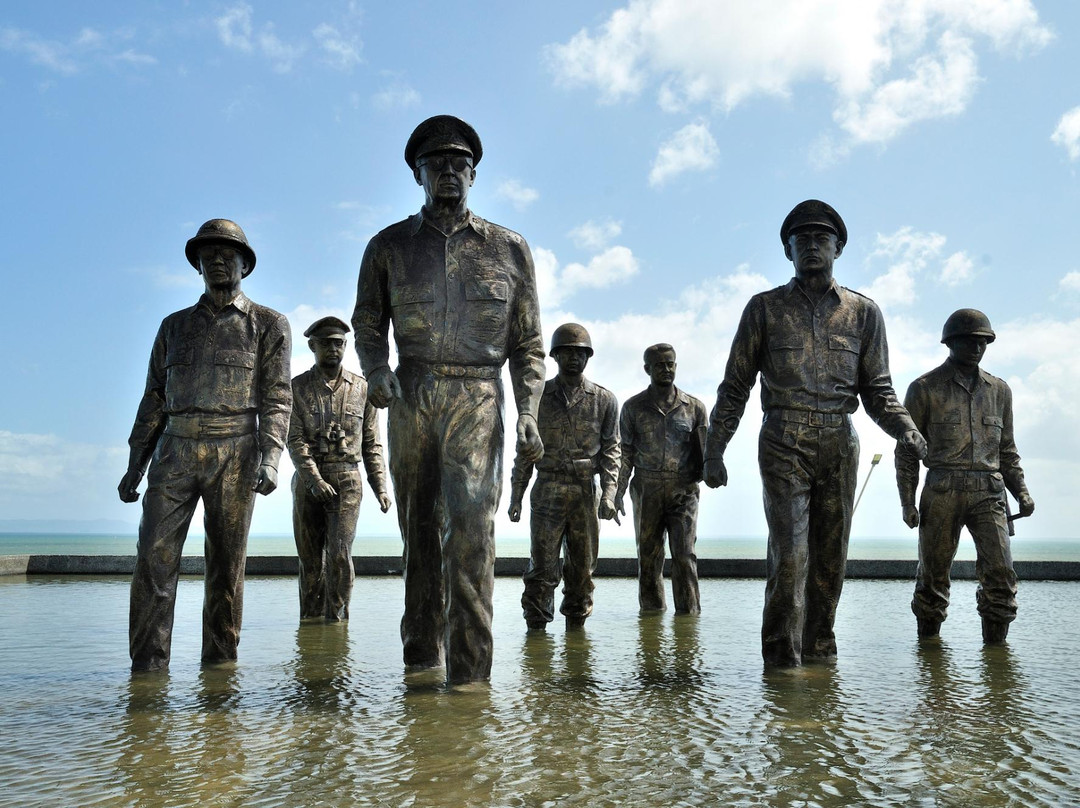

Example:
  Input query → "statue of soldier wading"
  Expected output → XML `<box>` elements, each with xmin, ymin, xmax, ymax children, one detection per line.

<box><xmin>288</xmin><ymin>316</ymin><xmax>391</xmax><ymax>623</ymax></box>
<box><xmin>352</xmin><ymin>115</ymin><xmax>546</xmax><ymax>684</ymax></box>
<box><xmin>896</xmin><ymin>309</ymin><xmax>1035</xmax><ymax>644</ymax></box>
<box><xmin>705</xmin><ymin>200</ymin><xmax>927</xmax><ymax>667</ymax></box>
<box><xmin>118</xmin><ymin>219</ymin><xmax>292</xmax><ymax>672</ymax></box>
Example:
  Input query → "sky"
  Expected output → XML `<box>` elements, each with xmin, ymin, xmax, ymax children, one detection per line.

<box><xmin>2</xmin><ymin>0</ymin><xmax>1079</xmax><ymax>544</ymax></box>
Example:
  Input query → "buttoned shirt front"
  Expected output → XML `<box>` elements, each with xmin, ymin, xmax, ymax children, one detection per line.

<box><xmin>352</xmin><ymin>208</ymin><xmax>546</xmax><ymax>418</ymax></box>
<box><xmin>287</xmin><ymin>367</ymin><xmax>388</xmax><ymax>494</ymax></box>
<box><xmin>512</xmin><ymin>376</ymin><xmax>620</xmax><ymax>500</ymax></box>
<box><xmin>128</xmin><ymin>292</ymin><xmax>292</xmax><ymax>470</ymax></box>
<box><xmin>707</xmin><ymin>278</ymin><xmax>914</xmax><ymax>458</ymax></box>
<box><xmin>896</xmin><ymin>359</ymin><xmax>1027</xmax><ymax>506</ymax></box>
<box><xmin>617</xmin><ymin>386</ymin><xmax>707</xmax><ymax>494</ymax></box>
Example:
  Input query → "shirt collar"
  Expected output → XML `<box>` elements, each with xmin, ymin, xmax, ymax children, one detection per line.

<box><xmin>785</xmin><ymin>277</ymin><xmax>841</xmax><ymax>303</ymax></box>
<box><xmin>410</xmin><ymin>208</ymin><xmax>488</xmax><ymax>239</ymax></box>
<box><xmin>197</xmin><ymin>291</ymin><xmax>251</xmax><ymax>314</ymax></box>
<box><xmin>945</xmin><ymin>357</ymin><xmax>990</xmax><ymax>388</ymax></box>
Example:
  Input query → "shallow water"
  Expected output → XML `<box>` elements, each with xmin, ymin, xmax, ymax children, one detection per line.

<box><xmin>1</xmin><ymin>575</ymin><xmax>1078</xmax><ymax>807</ymax></box>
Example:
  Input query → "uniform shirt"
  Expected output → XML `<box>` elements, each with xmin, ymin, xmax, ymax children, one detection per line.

<box><xmin>706</xmin><ymin>278</ymin><xmax>915</xmax><ymax>458</ymax></box>
<box><xmin>895</xmin><ymin>358</ymin><xmax>1028</xmax><ymax>507</ymax></box>
<box><xmin>617</xmin><ymin>386</ymin><xmax>707</xmax><ymax>494</ymax></box>
<box><xmin>127</xmin><ymin>292</ymin><xmax>292</xmax><ymax>471</ymax></box>
<box><xmin>287</xmin><ymin>367</ymin><xmax>388</xmax><ymax>495</ymax></box>
<box><xmin>352</xmin><ymin>208</ymin><xmax>546</xmax><ymax>419</ymax></box>
<box><xmin>511</xmin><ymin>377</ymin><xmax>620</xmax><ymax>501</ymax></box>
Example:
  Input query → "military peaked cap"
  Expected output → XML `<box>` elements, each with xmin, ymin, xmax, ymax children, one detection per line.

<box><xmin>304</xmin><ymin>316</ymin><xmax>351</xmax><ymax>338</ymax></box>
<box><xmin>780</xmin><ymin>200</ymin><xmax>847</xmax><ymax>246</ymax></box>
<box><xmin>404</xmin><ymin>115</ymin><xmax>482</xmax><ymax>168</ymax></box>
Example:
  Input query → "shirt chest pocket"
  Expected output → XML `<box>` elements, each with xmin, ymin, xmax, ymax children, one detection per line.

<box><xmin>827</xmin><ymin>334</ymin><xmax>861</xmax><ymax>377</ymax></box>
<box><xmin>391</xmin><ymin>283</ymin><xmax>435</xmax><ymax>337</ymax></box>
<box><xmin>982</xmin><ymin>415</ymin><xmax>1003</xmax><ymax>437</ymax></box>
<box><xmin>767</xmin><ymin>338</ymin><xmax>805</xmax><ymax>385</ymax></box>
<box><xmin>214</xmin><ymin>349</ymin><xmax>256</xmax><ymax>385</ymax></box>
<box><xmin>930</xmin><ymin>409</ymin><xmax>963</xmax><ymax>441</ymax></box>
<box><xmin>464</xmin><ymin>278</ymin><xmax>509</xmax><ymax>341</ymax></box>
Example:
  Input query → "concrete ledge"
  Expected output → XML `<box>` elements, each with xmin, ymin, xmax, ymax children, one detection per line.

<box><xmin>3</xmin><ymin>555</ymin><xmax>1078</xmax><ymax>580</ymax></box>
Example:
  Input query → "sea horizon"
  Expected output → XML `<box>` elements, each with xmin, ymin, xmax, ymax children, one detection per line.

<box><xmin>2</xmin><ymin>531</ymin><xmax>1079</xmax><ymax>562</ymax></box>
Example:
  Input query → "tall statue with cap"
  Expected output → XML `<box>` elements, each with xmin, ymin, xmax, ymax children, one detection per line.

<box><xmin>896</xmin><ymin>308</ymin><xmax>1034</xmax><ymax>644</ymax></box>
<box><xmin>352</xmin><ymin>115</ymin><xmax>546</xmax><ymax>685</ymax></box>
<box><xmin>704</xmin><ymin>200</ymin><xmax>927</xmax><ymax>667</ymax></box>
<box><xmin>118</xmin><ymin>218</ymin><xmax>292</xmax><ymax>672</ymax></box>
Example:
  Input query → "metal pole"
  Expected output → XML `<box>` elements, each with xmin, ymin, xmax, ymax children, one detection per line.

<box><xmin>852</xmin><ymin>453</ymin><xmax>883</xmax><ymax>515</ymax></box>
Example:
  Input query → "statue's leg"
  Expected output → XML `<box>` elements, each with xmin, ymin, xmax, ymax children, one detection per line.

<box><xmin>667</xmin><ymin>482</ymin><xmax>701</xmax><ymax>615</ymax></box>
<box><xmin>632</xmin><ymin>477</ymin><xmax>668</xmax><ymax>613</ymax></box>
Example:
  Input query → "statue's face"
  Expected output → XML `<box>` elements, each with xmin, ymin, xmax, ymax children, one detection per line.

<box><xmin>552</xmin><ymin>346</ymin><xmax>590</xmax><ymax>378</ymax></box>
<box><xmin>947</xmin><ymin>335</ymin><xmax>988</xmax><ymax>369</ymax></box>
<box><xmin>645</xmin><ymin>352</ymin><xmax>677</xmax><ymax>387</ymax></box>
<box><xmin>310</xmin><ymin>335</ymin><xmax>347</xmax><ymax>370</ymax></box>
<box><xmin>414</xmin><ymin>151</ymin><xmax>475</xmax><ymax>206</ymax></box>
<box><xmin>786</xmin><ymin>227</ymin><xmax>842</xmax><ymax>278</ymax></box>
<box><xmin>196</xmin><ymin>243</ymin><xmax>247</xmax><ymax>290</ymax></box>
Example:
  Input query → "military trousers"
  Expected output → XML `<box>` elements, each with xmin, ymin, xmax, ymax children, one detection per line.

<box><xmin>388</xmin><ymin>364</ymin><xmax>503</xmax><ymax>684</ymax></box>
<box><xmin>912</xmin><ymin>472</ymin><xmax>1016</xmax><ymax>626</ymax></box>
<box><xmin>292</xmin><ymin>463</ymin><xmax>364</xmax><ymax>621</ymax></box>
<box><xmin>521</xmin><ymin>473</ymin><xmax>600</xmax><ymax>625</ymax></box>
<box><xmin>630</xmin><ymin>474</ymin><xmax>700</xmax><ymax>614</ymax></box>
<box><xmin>758</xmin><ymin>415</ymin><xmax>859</xmax><ymax>666</ymax></box>
<box><xmin>130</xmin><ymin>432</ymin><xmax>259</xmax><ymax>671</ymax></box>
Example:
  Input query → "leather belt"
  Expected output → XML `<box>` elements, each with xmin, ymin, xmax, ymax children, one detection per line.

<box><xmin>403</xmin><ymin>361</ymin><xmax>501</xmax><ymax>380</ymax></box>
<box><xmin>164</xmin><ymin>413</ymin><xmax>257</xmax><ymax>439</ymax></box>
<box><xmin>767</xmin><ymin>408</ymin><xmax>847</xmax><ymax>428</ymax></box>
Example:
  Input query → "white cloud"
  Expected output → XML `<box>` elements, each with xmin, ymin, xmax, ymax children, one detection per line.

<box><xmin>216</xmin><ymin>4</ymin><xmax>254</xmax><ymax>52</ymax></box>
<box><xmin>834</xmin><ymin>32</ymin><xmax>978</xmax><ymax>143</ymax></box>
<box><xmin>860</xmin><ymin>227</ymin><xmax>978</xmax><ymax>306</ymax></box>
<box><xmin>1051</xmin><ymin>106</ymin><xmax>1080</xmax><ymax>161</ymax></box>
<box><xmin>0</xmin><ymin>25</ymin><xmax>155</xmax><ymax>74</ymax></box>
<box><xmin>547</xmin><ymin>0</ymin><xmax>1051</xmax><ymax>150</ymax></box>
<box><xmin>495</xmin><ymin>179</ymin><xmax>540</xmax><ymax>212</ymax></box>
<box><xmin>257</xmin><ymin>27</ymin><xmax>304</xmax><ymax>73</ymax></box>
<box><xmin>313</xmin><ymin>23</ymin><xmax>361</xmax><ymax>70</ymax></box>
<box><xmin>534</xmin><ymin>245</ymin><xmax>640</xmax><ymax>307</ymax></box>
<box><xmin>569</xmin><ymin>219</ymin><xmax>623</xmax><ymax>251</ymax></box>
<box><xmin>648</xmin><ymin>121</ymin><xmax>719</xmax><ymax>186</ymax></box>
<box><xmin>372</xmin><ymin>78</ymin><xmax>420</xmax><ymax>110</ymax></box>
<box><xmin>1060</xmin><ymin>271</ymin><xmax>1080</xmax><ymax>294</ymax></box>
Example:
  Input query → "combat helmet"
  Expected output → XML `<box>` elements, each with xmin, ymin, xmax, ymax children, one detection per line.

<box><xmin>941</xmin><ymin>308</ymin><xmax>996</xmax><ymax>344</ymax></box>
<box><xmin>550</xmin><ymin>323</ymin><xmax>593</xmax><ymax>357</ymax></box>
<box><xmin>185</xmin><ymin>219</ymin><xmax>257</xmax><ymax>276</ymax></box>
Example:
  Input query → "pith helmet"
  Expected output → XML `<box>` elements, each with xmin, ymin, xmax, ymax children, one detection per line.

<box><xmin>404</xmin><ymin>115</ymin><xmax>483</xmax><ymax>168</ymax></box>
<box><xmin>185</xmin><ymin>219</ymin><xmax>256</xmax><ymax>276</ymax></box>
<box><xmin>780</xmin><ymin>200</ymin><xmax>847</xmax><ymax>246</ymax></box>
<box><xmin>941</xmin><ymin>308</ymin><xmax>996</xmax><ymax>344</ymax></box>
<box><xmin>550</xmin><ymin>323</ymin><xmax>593</xmax><ymax>357</ymax></box>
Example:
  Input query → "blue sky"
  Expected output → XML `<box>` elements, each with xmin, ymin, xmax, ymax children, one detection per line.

<box><xmin>2</xmin><ymin>1</ymin><xmax>1079</xmax><ymax>543</ymax></box>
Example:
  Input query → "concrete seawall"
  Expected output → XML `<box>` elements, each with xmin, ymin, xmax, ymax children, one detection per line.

<box><xmin>2</xmin><ymin>555</ymin><xmax>1079</xmax><ymax>580</ymax></box>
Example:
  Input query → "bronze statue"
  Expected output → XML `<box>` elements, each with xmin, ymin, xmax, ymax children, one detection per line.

<box><xmin>896</xmin><ymin>309</ymin><xmax>1035</xmax><ymax>644</ymax></box>
<box><xmin>704</xmin><ymin>200</ymin><xmax>927</xmax><ymax>667</ymax></box>
<box><xmin>616</xmin><ymin>344</ymin><xmax>708</xmax><ymax>614</ymax></box>
<box><xmin>288</xmin><ymin>317</ymin><xmax>391</xmax><ymax>623</ymax></box>
<box><xmin>351</xmin><ymin>115</ymin><xmax>546</xmax><ymax>684</ymax></box>
<box><xmin>509</xmin><ymin>323</ymin><xmax>620</xmax><ymax>630</ymax></box>
<box><xmin>118</xmin><ymin>219</ymin><xmax>292</xmax><ymax>672</ymax></box>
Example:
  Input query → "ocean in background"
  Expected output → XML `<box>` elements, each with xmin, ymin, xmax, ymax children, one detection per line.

<box><xmin>2</xmin><ymin>532</ymin><xmax>1079</xmax><ymax>561</ymax></box>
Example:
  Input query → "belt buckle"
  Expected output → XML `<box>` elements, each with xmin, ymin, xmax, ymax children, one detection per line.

<box><xmin>809</xmin><ymin>412</ymin><xmax>824</xmax><ymax>427</ymax></box>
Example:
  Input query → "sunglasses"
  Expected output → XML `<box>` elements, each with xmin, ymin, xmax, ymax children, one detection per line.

<box><xmin>418</xmin><ymin>154</ymin><xmax>473</xmax><ymax>172</ymax></box>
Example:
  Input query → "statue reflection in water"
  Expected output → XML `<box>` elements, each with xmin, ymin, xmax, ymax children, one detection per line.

<box><xmin>117</xmin><ymin>667</ymin><xmax>248</xmax><ymax>805</ymax></box>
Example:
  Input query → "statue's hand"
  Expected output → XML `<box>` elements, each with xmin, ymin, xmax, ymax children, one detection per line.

<box><xmin>703</xmin><ymin>457</ymin><xmax>728</xmax><ymax>488</ymax></box>
<box><xmin>378</xmin><ymin>492</ymin><xmax>393</xmax><ymax>513</ymax></box>
<box><xmin>516</xmin><ymin>415</ymin><xmax>544</xmax><ymax>465</ymax></box>
<box><xmin>118</xmin><ymin>469</ymin><xmax>143</xmax><ymax>503</ymax></box>
<box><xmin>614</xmin><ymin>494</ymin><xmax>626</xmax><ymax>518</ymax></box>
<box><xmin>598</xmin><ymin>497</ymin><xmax>619</xmax><ymax>524</ymax></box>
<box><xmin>310</xmin><ymin>479</ymin><xmax>337</xmax><ymax>503</ymax></box>
<box><xmin>1018</xmin><ymin>494</ymin><xmax>1035</xmax><ymax>517</ymax></box>
<box><xmin>253</xmin><ymin>464</ymin><xmax>278</xmax><ymax>496</ymax></box>
<box><xmin>901</xmin><ymin>429</ymin><xmax>928</xmax><ymax>460</ymax></box>
<box><xmin>902</xmin><ymin>504</ymin><xmax>920</xmax><ymax>529</ymax></box>
<box><xmin>508</xmin><ymin>499</ymin><xmax>522</xmax><ymax>523</ymax></box>
<box><xmin>368</xmin><ymin>367</ymin><xmax>402</xmax><ymax>409</ymax></box>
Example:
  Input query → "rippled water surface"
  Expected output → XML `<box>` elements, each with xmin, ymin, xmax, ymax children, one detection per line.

<box><xmin>1</xmin><ymin>575</ymin><xmax>1077</xmax><ymax>807</ymax></box>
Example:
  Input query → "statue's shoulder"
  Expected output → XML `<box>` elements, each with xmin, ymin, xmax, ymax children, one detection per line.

<box><xmin>475</xmin><ymin>215</ymin><xmax>528</xmax><ymax>247</ymax></box>
<box><xmin>371</xmin><ymin>215</ymin><xmax>419</xmax><ymax>242</ymax></box>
